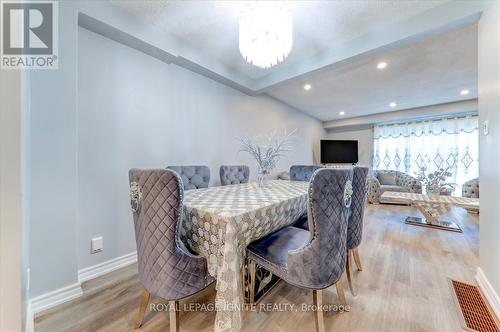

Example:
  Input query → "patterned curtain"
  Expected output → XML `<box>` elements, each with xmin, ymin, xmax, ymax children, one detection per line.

<box><xmin>373</xmin><ymin>115</ymin><xmax>479</xmax><ymax>194</ymax></box>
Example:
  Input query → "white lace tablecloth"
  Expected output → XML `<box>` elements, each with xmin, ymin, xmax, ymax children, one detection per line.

<box><xmin>181</xmin><ymin>180</ymin><xmax>309</xmax><ymax>332</ymax></box>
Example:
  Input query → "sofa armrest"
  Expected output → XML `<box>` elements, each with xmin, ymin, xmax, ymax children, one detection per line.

<box><xmin>366</xmin><ymin>176</ymin><xmax>381</xmax><ymax>203</ymax></box>
<box><xmin>398</xmin><ymin>173</ymin><xmax>422</xmax><ymax>193</ymax></box>
<box><xmin>462</xmin><ymin>178</ymin><xmax>479</xmax><ymax>198</ymax></box>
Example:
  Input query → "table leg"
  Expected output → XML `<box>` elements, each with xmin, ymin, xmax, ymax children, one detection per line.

<box><xmin>405</xmin><ymin>201</ymin><xmax>462</xmax><ymax>232</ymax></box>
<box><xmin>241</xmin><ymin>264</ymin><xmax>247</xmax><ymax>303</ymax></box>
<box><xmin>414</xmin><ymin>200</ymin><xmax>449</xmax><ymax>224</ymax></box>
<box><xmin>241</xmin><ymin>258</ymin><xmax>282</xmax><ymax>304</ymax></box>
<box><xmin>249</xmin><ymin>260</ymin><xmax>256</xmax><ymax>305</ymax></box>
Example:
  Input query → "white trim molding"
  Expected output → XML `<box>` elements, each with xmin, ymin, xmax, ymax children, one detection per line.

<box><xmin>27</xmin><ymin>252</ymin><xmax>137</xmax><ymax>329</ymax></box>
<box><xmin>476</xmin><ymin>267</ymin><xmax>500</xmax><ymax>320</ymax></box>
<box><xmin>25</xmin><ymin>301</ymin><xmax>34</xmax><ymax>332</ymax></box>
<box><xmin>323</xmin><ymin>100</ymin><xmax>478</xmax><ymax>131</ymax></box>
<box><xmin>78</xmin><ymin>251</ymin><xmax>137</xmax><ymax>283</ymax></box>
<box><xmin>30</xmin><ymin>282</ymin><xmax>83</xmax><ymax>315</ymax></box>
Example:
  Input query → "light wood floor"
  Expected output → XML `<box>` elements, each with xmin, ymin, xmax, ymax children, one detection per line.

<box><xmin>35</xmin><ymin>204</ymin><xmax>479</xmax><ymax>332</ymax></box>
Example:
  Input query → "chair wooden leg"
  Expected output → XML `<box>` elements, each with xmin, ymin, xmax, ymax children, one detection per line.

<box><xmin>353</xmin><ymin>247</ymin><xmax>362</xmax><ymax>271</ymax></box>
<box><xmin>346</xmin><ymin>250</ymin><xmax>356</xmax><ymax>296</ymax></box>
<box><xmin>312</xmin><ymin>290</ymin><xmax>325</xmax><ymax>332</ymax></box>
<box><xmin>335</xmin><ymin>280</ymin><xmax>347</xmax><ymax>307</ymax></box>
<box><xmin>168</xmin><ymin>300</ymin><xmax>179</xmax><ymax>332</ymax></box>
<box><xmin>134</xmin><ymin>288</ymin><xmax>150</xmax><ymax>329</ymax></box>
<box><xmin>241</xmin><ymin>263</ymin><xmax>247</xmax><ymax>303</ymax></box>
<box><xmin>249</xmin><ymin>260</ymin><xmax>256</xmax><ymax>305</ymax></box>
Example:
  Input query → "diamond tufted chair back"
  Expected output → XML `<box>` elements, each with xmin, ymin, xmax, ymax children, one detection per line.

<box><xmin>166</xmin><ymin>165</ymin><xmax>210</xmax><ymax>190</ymax></box>
<box><xmin>289</xmin><ymin>165</ymin><xmax>321</xmax><ymax>182</ymax></box>
<box><xmin>219</xmin><ymin>165</ymin><xmax>250</xmax><ymax>186</ymax></box>
<box><xmin>287</xmin><ymin>168</ymin><xmax>353</xmax><ymax>289</ymax></box>
<box><xmin>347</xmin><ymin>167</ymin><xmax>369</xmax><ymax>250</ymax></box>
<box><xmin>129</xmin><ymin>169</ymin><xmax>212</xmax><ymax>301</ymax></box>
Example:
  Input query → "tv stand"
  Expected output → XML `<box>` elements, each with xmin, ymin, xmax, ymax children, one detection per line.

<box><xmin>321</xmin><ymin>163</ymin><xmax>357</xmax><ymax>168</ymax></box>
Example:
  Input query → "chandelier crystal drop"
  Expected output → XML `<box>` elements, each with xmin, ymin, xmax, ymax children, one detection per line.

<box><xmin>239</xmin><ymin>1</ymin><xmax>293</xmax><ymax>69</ymax></box>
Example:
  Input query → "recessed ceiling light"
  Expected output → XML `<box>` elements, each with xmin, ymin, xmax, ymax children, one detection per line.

<box><xmin>339</xmin><ymin>111</ymin><xmax>345</xmax><ymax>116</ymax></box>
<box><xmin>303</xmin><ymin>84</ymin><xmax>312</xmax><ymax>91</ymax></box>
<box><xmin>460</xmin><ymin>89</ymin><xmax>470</xmax><ymax>96</ymax></box>
<box><xmin>377</xmin><ymin>62</ymin><xmax>387</xmax><ymax>69</ymax></box>
<box><xmin>389</xmin><ymin>102</ymin><xmax>397</xmax><ymax>108</ymax></box>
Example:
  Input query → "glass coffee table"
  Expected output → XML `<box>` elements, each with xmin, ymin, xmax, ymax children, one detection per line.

<box><xmin>380</xmin><ymin>191</ymin><xmax>479</xmax><ymax>233</ymax></box>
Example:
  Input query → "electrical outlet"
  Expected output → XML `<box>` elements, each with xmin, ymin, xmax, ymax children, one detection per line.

<box><xmin>91</xmin><ymin>237</ymin><xmax>103</xmax><ymax>254</ymax></box>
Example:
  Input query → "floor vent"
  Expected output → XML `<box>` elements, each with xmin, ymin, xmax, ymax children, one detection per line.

<box><xmin>451</xmin><ymin>279</ymin><xmax>500</xmax><ymax>332</ymax></box>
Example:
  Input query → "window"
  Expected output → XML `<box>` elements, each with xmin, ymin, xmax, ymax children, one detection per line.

<box><xmin>373</xmin><ymin>115</ymin><xmax>479</xmax><ymax>194</ymax></box>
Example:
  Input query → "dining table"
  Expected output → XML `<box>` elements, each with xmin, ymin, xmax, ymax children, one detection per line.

<box><xmin>181</xmin><ymin>180</ymin><xmax>309</xmax><ymax>332</ymax></box>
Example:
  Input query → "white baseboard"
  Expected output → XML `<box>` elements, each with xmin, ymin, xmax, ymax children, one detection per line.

<box><xmin>27</xmin><ymin>251</ymin><xmax>137</xmax><ymax>330</ymax></box>
<box><xmin>476</xmin><ymin>267</ymin><xmax>500</xmax><ymax>320</ymax></box>
<box><xmin>78</xmin><ymin>251</ymin><xmax>137</xmax><ymax>283</ymax></box>
<box><xmin>25</xmin><ymin>301</ymin><xmax>33</xmax><ymax>332</ymax></box>
<box><xmin>30</xmin><ymin>282</ymin><xmax>83</xmax><ymax>315</ymax></box>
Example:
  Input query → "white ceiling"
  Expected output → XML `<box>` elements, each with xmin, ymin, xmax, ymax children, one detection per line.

<box><xmin>267</xmin><ymin>24</ymin><xmax>478</xmax><ymax>121</ymax></box>
<box><xmin>110</xmin><ymin>0</ymin><xmax>447</xmax><ymax>80</ymax></box>
<box><xmin>109</xmin><ymin>1</ymin><xmax>478</xmax><ymax>122</ymax></box>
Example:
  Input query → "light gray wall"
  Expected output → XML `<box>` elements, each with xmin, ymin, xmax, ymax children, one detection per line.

<box><xmin>77</xmin><ymin>28</ymin><xmax>324</xmax><ymax>270</ymax></box>
<box><xmin>478</xmin><ymin>1</ymin><xmax>500</xmax><ymax>296</ymax></box>
<box><xmin>0</xmin><ymin>62</ymin><xmax>23</xmax><ymax>332</ymax></box>
<box><xmin>27</xmin><ymin>0</ymin><xmax>324</xmax><ymax>298</ymax></box>
<box><xmin>24</xmin><ymin>0</ymin><xmax>323</xmax><ymax>299</ymax></box>
<box><xmin>325</xmin><ymin>128</ymin><xmax>373</xmax><ymax>168</ymax></box>
<box><xmin>21</xmin><ymin>70</ymin><xmax>31</xmax><ymax>331</ymax></box>
<box><xmin>28</xmin><ymin>3</ymin><xmax>80</xmax><ymax>298</ymax></box>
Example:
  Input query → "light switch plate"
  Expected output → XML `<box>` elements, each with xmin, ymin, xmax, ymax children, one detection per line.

<box><xmin>91</xmin><ymin>237</ymin><xmax>103</xmax><ymax>254</ymax></box>
<box><xmin>483</xmin><ymin>120</ymin><xmax>489</xmax><ymax>135</ymax></box>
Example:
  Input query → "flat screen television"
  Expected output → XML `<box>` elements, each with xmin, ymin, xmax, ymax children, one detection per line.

<box><xmin>320</xmin><ymin>140</ymin><xmax>358</xmax><ymax>164</ymax></box>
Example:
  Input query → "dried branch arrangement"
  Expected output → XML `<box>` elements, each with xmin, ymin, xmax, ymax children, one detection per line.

<box><xmin>415</xmin><ymin>166</ymin><xmax>456</xmax><ymax>195</ymax></box>
<box><xmin>240</xmin><ymin>129</ymin><xmax>297</xmax><ymax>186</ymax></box>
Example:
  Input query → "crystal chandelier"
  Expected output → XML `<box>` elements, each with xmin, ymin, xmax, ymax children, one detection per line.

<box><xmin>239</xmin><ymin>1</ymin><xmax>293</xmax><ymax>69</ymax></box>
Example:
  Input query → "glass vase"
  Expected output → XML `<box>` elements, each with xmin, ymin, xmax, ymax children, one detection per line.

<box><xmin>257</xmin><ymin>167</ymin><xmax>270</xmax><ymax>187</ymax></box>
<box><xmin>426</xmin><ymin>186</ymin><xmax>442</xmax><ymax>197</ymax></box>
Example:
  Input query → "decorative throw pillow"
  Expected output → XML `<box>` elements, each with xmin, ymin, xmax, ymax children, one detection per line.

<box><xmin>277</xmin><ymin>171</ymin><xmax>290</xmax><ymax>180</ymax></box>
<box><xmin>378</xmin><ymin>172</ymin><xmax>397</xmax><ymax>185</ymax></box>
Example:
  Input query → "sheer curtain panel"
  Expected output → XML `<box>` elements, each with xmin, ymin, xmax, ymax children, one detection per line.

<box><xmin>373</xmin><ymin>115</ymin><xmax>479</xmax><ymax>194</ymax></box>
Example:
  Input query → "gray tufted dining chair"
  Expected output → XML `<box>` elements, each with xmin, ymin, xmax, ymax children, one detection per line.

<box><xmin>345</xmin><ymin>166</ymin><xmax>369</xmax><ymax>296</ymax></box>
<box><xmin>246</xmin><ymin>168</ymin><xmax>353</xmax><ymax>332</ymax></box>
<box><xmin>129</xmin><ymin>169</ymin><xmax>214</xmax><ymax>332</ymax></box>
<box><xmin>289</xmin><ymin>165</ymin><xmax>321</xmax><ymax>182</ymax></box>
<box><xmin>289</xmin><ymin>165</ymin><xmax>322</xmax><ymax>228</ymax></box>
<box><xmin>219</xmin><ymin>165</ymin><xmax>250</xmax><ymax>186</ymax></box>
<box><xmin>166</xmin><ymin>165</ymin><xmax>210</xmax><ymax>190</ymax></box>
